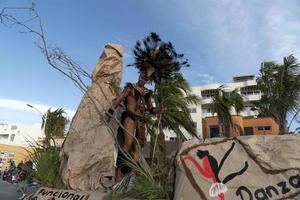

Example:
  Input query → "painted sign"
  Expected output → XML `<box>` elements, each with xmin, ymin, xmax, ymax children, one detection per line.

<box><xmin>25</xmin><ymin>187</ymin><xmax>90</xmax><ymax>200</ymax></box>
<box><xmin>178</xmin><ymin>138</ymin><xmax>300</xmax><ymax>200</ymax></box>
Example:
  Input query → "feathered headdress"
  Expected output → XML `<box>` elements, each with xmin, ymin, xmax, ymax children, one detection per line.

<box><xmin>128</xmin><ymin>32</ymin><xmax>189</xmax><ymax>84</ymax></box>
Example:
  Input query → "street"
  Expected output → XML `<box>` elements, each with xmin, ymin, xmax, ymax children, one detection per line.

<box><xmin>0</xmin><ymin>179</ymin><xmax>19</xmax><ymax>200</ymax></box>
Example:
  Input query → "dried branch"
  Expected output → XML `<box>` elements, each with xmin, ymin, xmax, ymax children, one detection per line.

<box><xmin>0</xmin><ymin>4</ymin><xmax>144</xmax><ymax>162</ymax></box>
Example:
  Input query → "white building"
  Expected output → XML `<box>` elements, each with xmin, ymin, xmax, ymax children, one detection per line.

<box><xmin>0</xmin><ymin>123</ymin><xmax>43</xmax><ymax>147</ymax></box>
<box><xmin>165</xmin><ymin>75</ymin><xmax>261</xmax><ymax>140</ymax></box>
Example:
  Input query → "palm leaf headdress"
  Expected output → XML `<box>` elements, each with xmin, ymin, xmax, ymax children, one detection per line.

<box><xmin>128</xmin><ymin>32</ymin><xmax>189</xmax><ymax>84</ymax></box>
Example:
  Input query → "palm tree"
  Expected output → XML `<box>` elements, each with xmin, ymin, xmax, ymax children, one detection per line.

<box><xmin>211</xmin><ymin>86</ymin><xmax>244</xmax><ymax>137</ymax></box>
<box><xmin>41</xmin><ymin>108</ymin><xmax>68</xmax><ymax>140</ymax></box>
<box><xmin>149</xmin><ymin>73</ymin><xmax>200</xmax><ymax>163</ymax></box>
<box><xmin>255</xmin><ymin>55</ymin><xmax>300</xmax><ymax>134</ymax></box>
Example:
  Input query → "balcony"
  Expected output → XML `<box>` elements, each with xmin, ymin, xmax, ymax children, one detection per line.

<box><xmin>201</xmin><ymin>97</ymin><xmax>213</xmax><ymax>105</ymax></box>
<box><xmin>202</xmin><ymin>112</ymin><xmax>214</xmax><ymax>118</ymax></box>
<box><xmin>242</xmin><ymin>94</ymin><xmax>261</xmax><ymax>102</ymax></box>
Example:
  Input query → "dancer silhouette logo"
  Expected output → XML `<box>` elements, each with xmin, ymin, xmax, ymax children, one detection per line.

<box><xmin>179</xmin><ymin>138</ymin><xmax>300</xmax><ymax>200</ymax></box>
<box><xmin>184</xmin><ymin>142</ymin><xmax>248</xmax><ymax>200</ymax></box>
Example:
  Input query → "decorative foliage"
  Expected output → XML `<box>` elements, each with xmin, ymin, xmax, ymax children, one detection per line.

<box><xmin>152</xmin><ymin>73</ymin><xmax>200</xmax><ymax>141</ymax></box>
<box><xmin>26</xmin><ymin>139</ymin><xmax>64</xmax><ymax>188</ymax></box>
<box><xmin>211</xmin><ymin>86</ymin><xmax>244</xmax><ymax>137</ymax></box>
<box><xmin>42</xmin><ymin>108</ymin><xmax>68</xmax><ymax>138</ymax></box>
<box><xmin>129</xmin><ymin>32</ymin><xmax>189</xmax><ymax>84</ymax></box>
<box><xmin>255</xmin><ymin>55</ymin><xmax>300</xmax><ymax>133</ymax></box>
<box><xmin>106</xmin><ymin>157</ymin><xmax>172</xmax><ymax>200</ymax></box>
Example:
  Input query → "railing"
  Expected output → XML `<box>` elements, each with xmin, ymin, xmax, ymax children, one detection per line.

<box><xmin>201</xmin><ymin>98</ymin><xmax>213</xmax><ymax>105</ymax></box>
<box><xmin>242</xmin><ymin>94</ymin><xmax>261</xmax><ymax>101</ymax></box>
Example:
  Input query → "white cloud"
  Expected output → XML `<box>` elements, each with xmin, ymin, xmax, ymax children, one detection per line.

<box><xmin>0</xmin><ymin>97</ymin><xmax>75</xmax><ymax>118</ymax></box>
<box><xmin>152</xmin><ymin>0</ymin><xmax>300</xmax><ymax>83</ymax></box>
<box><xmin>183</xmin><ymin>67</ymin><xmax>215</xmax><ymax>85</ymax></box>
<box><xmin>195</xmin><ymin>73</ymin><xmax>215</xmax><ymax>84</ymax></box>
<box><xmin>263</xmin><ymin>3</ymin><xmax>300</xmax><ymax>60</ymax></box>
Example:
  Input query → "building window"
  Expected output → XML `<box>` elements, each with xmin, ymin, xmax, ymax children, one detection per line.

<box><xmin>10</xmin><ymin>134</ymin><xmax>15</xmax><ymax>142</ymax></box>
<box><xmin>209</xmin><ymin>126</ymin><xmax>220</xmax><ymax>138</ymax></box>
<box><xmin>3</xmin><ymin>124</ymin><xmax>8</xmax><ymax>130</ymax></box>
<box><xmin>169</xmin><ymin>137</ymin><xmax>177</xmax><ymax>141</ymax></box>
<box><xmin>257</xmin><ymin>127</ymin><xmax>264</xmax><ymax>131</ymax></box>
<box><xmin>188</xmin><ymin>108</ymin><xmax>197</xmax><ymax>113</ymax></box>
<box><xmin>202</xmin><ymin>106</ymin><xmax>212</xmax><ymax>114</ymax></box>
<box><xmin>241</xmin><ymin>91</ymin><xmax>260</xmax><ymax>96</ymax></box>
<box><xmin>201</xmin><ymin>89</ymin><xmax>217</xmax><ymax>99</ymax></box>
<box><xmin>241</xmin><ymin>86</ymin><xmax>261</xmax><ymax>96</ymax></box>
<box><xmin>193</xmin><ymin>122</ymin><xmax>197</xmax><ymax>128</ymax></box>
<box><xmin>0</xmin><ymin>134</ymin><xmax>9</xmax><ymax>140</ymax></box>
<box><xmin>264</xmin><ymin>126</ymin><xmax>271</xmax><ymax>130</ymax></box>
<box><xmin>244</xmin><ymin>127</ymin><xmax>254</xmax><ymax>135</ymax></box>
<box><xmin>257</xmin><ymin>126</ymin><xmax>271</xmax><ymax>131</ymax></box>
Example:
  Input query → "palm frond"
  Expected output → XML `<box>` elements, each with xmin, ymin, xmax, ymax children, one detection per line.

<box><xmin>26</xmin><ymin>138</ymin><xmax>64</xmax><ymax>188</ymax></box>
<box><xmin>106</xmin><ymin>158</ymin><xmax>169</xmax><ymax>200</ymax></box>
<box><xmin>211</xmin><ymin>86</ymin><xmax>244</xmax><ymax>136</ymax></box>
<box><xmin>42</xmin><ymin>108</ymin><xmax>68</xmax><ymax>138</ymax></box>
<box><xmin>256</xmin><ymin>54</ymin><xmax>300</xmax><ymax>133</ymax></box>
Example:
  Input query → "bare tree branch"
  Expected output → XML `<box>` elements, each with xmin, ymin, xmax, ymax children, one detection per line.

<box><xmin>0</xmin><ymin>4</ymin><xmax>144</xmax><ymax>163</ymax></box>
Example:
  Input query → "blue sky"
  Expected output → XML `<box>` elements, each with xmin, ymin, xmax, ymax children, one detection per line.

<box><xmin>1</xmin><ymin>0</ymin><xmax>300</xmax><ymax>129</ymax></box>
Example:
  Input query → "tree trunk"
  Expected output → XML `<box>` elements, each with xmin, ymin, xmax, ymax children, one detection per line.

<box><xmin>150</xmin><ymin>133</ymin><xmax>155</xmax><ymax>164</ymax></box>
<box><xmin>277</xmin><ymin>113</ymin><xmax>287</xmax><ymax>134</ymax></box>
<box><xmin>218</xmin><ymin>118</ymin><xmax>222</xmax><ymax>137</ymax></box>
<box><xmin>219</xmin><ymin>118</ymin><xmax>226</xmax><ymax>137</ymax></box>
<box><xmin>224</xmin><ymin>124</ymin><xmax>230</xmax><ymax>137</ymax></box>
<box><xmin>150</xmin><ymin>124</ymin><xmax>166</xmax><ymax>166</ymax></box>
<box><xmin>279</xmin><ymin>122</ymin><xmax>286</xmax><ymax>134</ymax></box>
<box><xmin>156</xmin><ymin>125</ymin><xmax>166</xmax><ymax>164</ymax></box>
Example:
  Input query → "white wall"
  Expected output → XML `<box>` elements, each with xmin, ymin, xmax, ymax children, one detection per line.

<box><xmin>0</xmin><ymin>123</ymin><xmax>43</xmax><ymax>147</ymax></box>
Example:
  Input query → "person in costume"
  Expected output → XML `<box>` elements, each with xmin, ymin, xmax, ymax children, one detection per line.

<box><xmin>106</xmin><ymin>32</ymin><xmax>189</xmax><ymax>182</ymax></box>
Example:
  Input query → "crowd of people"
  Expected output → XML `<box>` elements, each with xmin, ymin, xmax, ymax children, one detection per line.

<box><xmin>1</xmin><ymin>160</ymin><xmax>36</xmax><ymax>199</ymax></box>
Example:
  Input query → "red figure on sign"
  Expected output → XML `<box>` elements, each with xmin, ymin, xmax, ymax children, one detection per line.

<box><xmin>184</xmin><ymin>142</ymin><xmax>248</xmax><ymax>200</ymax></box>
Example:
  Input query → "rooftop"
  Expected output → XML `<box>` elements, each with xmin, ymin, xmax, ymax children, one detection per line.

<box><xmin>233</xmin><ymin>75</ymin><xmax>255</xmax><ymax>82</ymax></box>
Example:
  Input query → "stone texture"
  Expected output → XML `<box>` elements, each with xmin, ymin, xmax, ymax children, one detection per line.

<box><xmin>59</xmin><ymin>44</ymin><xmax>123</xmax><ymax>191</ymax></box>
<box><xmin>174</xmin><ymin>135</ymin><xmax>300</xmax><ymax>200</ymax></box>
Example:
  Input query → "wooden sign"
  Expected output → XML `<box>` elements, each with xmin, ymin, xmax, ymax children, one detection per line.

<box><xmin>25</xmin><ymin>187</ymin><xmax>90</xmax><ymax>200</ymax></box>
<box><xmin>175</xmin><ymin>137</ymin><xmax>300</xmax><ymax>200</ymax></box>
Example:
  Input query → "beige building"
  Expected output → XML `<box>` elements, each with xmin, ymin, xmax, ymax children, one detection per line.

<box><xmin>0</xmin><ymin>123</ymin><xmax>43</xmax><ymax>169</ymax></box>
<box><xmin>165</xmin><ymin>75</ymin><xmax>279</xmax><ymax>140</ymax></box>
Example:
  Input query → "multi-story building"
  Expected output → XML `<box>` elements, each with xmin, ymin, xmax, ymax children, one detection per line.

<box><xmin>166</xmin><ymin>75</ymin><xmax>279</xmax><ymax>140</ymax></box>
<box><xmin>0</xmin><ymin>123</ymin><xmax>43</xmax><ymax>169</ymax></box>
<box><xmin>0</xmin><ymin>123</ymin><xmax>43</xmax><ymax>147</ymax></box>
<box><xmin>190</xmin><ymin>75</ymin><xmax>279</xmax><ymax>138</ymax></box>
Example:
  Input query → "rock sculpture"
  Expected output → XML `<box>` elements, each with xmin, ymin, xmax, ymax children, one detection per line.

<box><xmin>60</xmin><ymin>44</ymin><xmax>123</xmax><ymax>190</ymax></box>
<box><xmin>174</xmin><ymin>135</ymin><xmax>300</xmax><ymax>200</ymax></box>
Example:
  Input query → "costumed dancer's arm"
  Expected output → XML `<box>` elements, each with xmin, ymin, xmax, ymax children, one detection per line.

<box><xmin>106</xmin><ymin>85</ymin><xmax>131</xmax><ymax>119</ymax></box>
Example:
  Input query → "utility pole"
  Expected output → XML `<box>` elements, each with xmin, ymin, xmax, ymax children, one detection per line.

<box><xmin>26</xmin><ymin>104</ymin><xmax>48</xmax><ymax>139</ymax></box>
